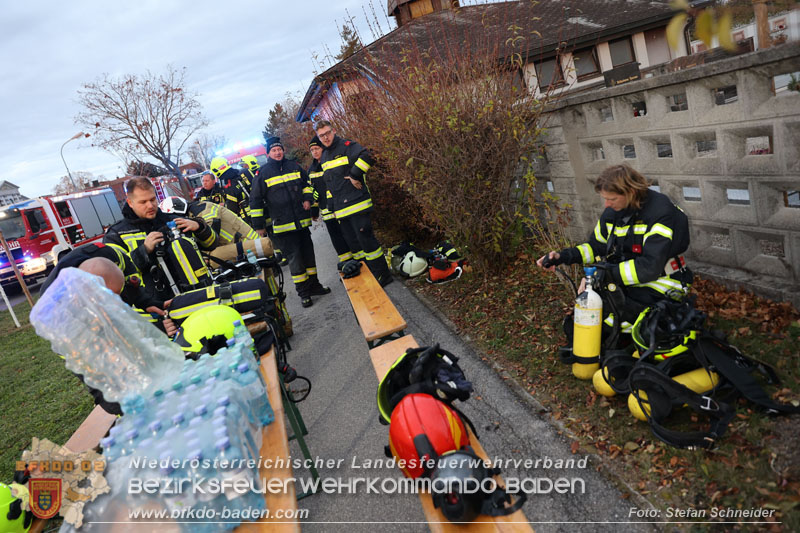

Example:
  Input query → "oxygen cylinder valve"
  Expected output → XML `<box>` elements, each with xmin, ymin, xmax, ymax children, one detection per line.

<box><xmin>167</xmin><ymin>221</ymin><xmax>181</xmax><ymax>241</ymax></box>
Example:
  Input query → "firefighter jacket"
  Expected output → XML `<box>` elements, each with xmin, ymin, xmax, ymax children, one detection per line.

<box><xmin>308</xmin><ymin>159</ymin><xmax>335</xmax><ymax>221</ymax></box>
<box><xmin>103</xmin><ymin>204</ymin><xmax>217</xmax><ymax>305</ymax></box>
<box><xmin>239</xmin><ymin>168</ymin><xmax>254</xmax><ymax>193</ymax></box>
<box><xmin>189</xmin><ymin>201</ymin><xmax>259</xmax><ymax>245</ymax></box>
<box><xmin>558</xmin><ymin>189</ymin><xmax>691</xmax><ymax>298</ymax></box>
<box><xmin>218</xmin><ymin>168</ymin><xmax>250</xmax><ymax>219</ymax></box>
<box><xmin>249</xmin><ymin>157</ymin><xmax>314</xmax><ymax>234</ymax></box>
<box><xmin>319</xmin><ymin>135</ymin><xmax>376</xmax><ymax>219</ymax></box>
<box><xmin>194</xmin><ymin>184</ymin><xmax>226</xmax><ymax>206</ymax></box>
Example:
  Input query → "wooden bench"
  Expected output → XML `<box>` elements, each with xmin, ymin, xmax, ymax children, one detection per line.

<box><xmin>340</xmin><ymin>262</ymin><xmax>407</xmax><ymax>348</ymax></box>
<box><xmin>236</xmin><ymin>346</ymin><xmax>301</xmax><ymax>532</ymax></box>
<box><xmin>369</xmin><ymin>336</ymin><xmax>533</xmax><ymax>533</ymax></box>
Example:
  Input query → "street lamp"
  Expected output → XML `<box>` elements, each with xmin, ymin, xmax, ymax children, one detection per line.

<box><xmin>60</xmin><ymin>132</ymin><xmax>88</xmax><ymax>191</ymax></box>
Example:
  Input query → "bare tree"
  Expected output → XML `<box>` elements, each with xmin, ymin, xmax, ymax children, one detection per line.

<box><xmin>186</xmin><ymin>133</ymin><xmax>227</xmax><ymax>170</ymax></box>
<box><xmin>75</xmin><ymin>65</ymin><xmax>208</xmax><ymax>196</ymax></box>
<box><xmin>52</xmin><ymin>171</ymin><xmax>102</xmax><ymax>195</ymax></box>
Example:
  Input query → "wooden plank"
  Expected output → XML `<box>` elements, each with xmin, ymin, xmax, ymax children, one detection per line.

<box><xmin>237</xmin><ymin>347</ymin><xmax>301</xmax><ymax>533</ymax></box>
<box><xmin>63</xmin><ymin>405</ymin><xmax>117</xmax><ymax>454</ymax></box>
<box><xmin>368</xmin><ymin>337</ymin><xmax>533</xmax><ymax>533</ymax></box>
<box><xmin>340</xmin><ymin>262</ymin><xmax>406</xmax><ymax>342</ymax></box>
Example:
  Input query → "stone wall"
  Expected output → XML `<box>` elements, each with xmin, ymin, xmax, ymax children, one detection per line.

<box><xmin>539</xmin><ymin>43</ymin><xmax>800</xmax><ymax>307</ymax></box>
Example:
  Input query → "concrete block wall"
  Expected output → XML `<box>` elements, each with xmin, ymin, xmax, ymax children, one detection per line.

<box><xmin>539</xmin><ymin>43</ymin><xmax>800</xmax><ymax>307</ymax></box>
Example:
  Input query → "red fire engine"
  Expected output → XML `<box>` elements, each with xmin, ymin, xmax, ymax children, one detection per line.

<box><xmin>0</xmin><ymin>188</ymin><xmax>123</xmax><ymax>287</ymax></box>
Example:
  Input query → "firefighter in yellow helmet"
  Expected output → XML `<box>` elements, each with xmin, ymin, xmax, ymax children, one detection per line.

<box><xmin>209</xmin><ymin>156</ymin><xmax>250</xmax><ymax>221</ymax></box>
<box><xmin>239</xmin><ymin>155</ymin><xmax>259</xmax><ymax>193</ymax></box>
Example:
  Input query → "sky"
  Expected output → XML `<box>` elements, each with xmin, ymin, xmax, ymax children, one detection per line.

<box><xmin>1</xmin><ymin>0</ymin><xmax>398</xmax><ymax>198</ymax></box>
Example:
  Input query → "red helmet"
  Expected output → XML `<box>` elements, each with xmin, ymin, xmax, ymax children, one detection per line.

<box><xmin>388</xmin><ymin>393</ymin><xmax>469</xmax><ymax>478</ymax></box>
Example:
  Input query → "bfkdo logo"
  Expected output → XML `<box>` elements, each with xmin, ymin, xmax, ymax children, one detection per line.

<box><xmin>29</xmin><ymin>478</ymin><xmax>62</xmax><ymax>519</ymax></box>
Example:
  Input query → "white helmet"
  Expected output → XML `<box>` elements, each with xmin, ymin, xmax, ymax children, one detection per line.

<box><xmin>398</xmin><ymin>251</ymin><xmax>428</xmax><ymax>278</ymax></box>
<box><xmin>159</xmin><ymin>196</ymin><xmax>188</xmax><ymax>215</ymax></box>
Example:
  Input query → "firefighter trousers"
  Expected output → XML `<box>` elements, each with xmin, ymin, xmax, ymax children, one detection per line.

<box><xmin>274</xmin><ymin>228</ymin><xmax>324</xmax><ymax>298</ymax></box>
<box><xmin>338</xmin><ymin>211</ymin><xmax>390</xmax><ymax>280</ymax></box>
<box><xmin>324</xmin><ymin>218</ymin><xmax>353</xmax><ymax>263</ymax></box>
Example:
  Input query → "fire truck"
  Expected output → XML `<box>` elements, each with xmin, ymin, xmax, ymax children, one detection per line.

<box><xmin>0</xmin><ymin>188</ymin><xmax>124</xmax><ymax>287</ymax></box>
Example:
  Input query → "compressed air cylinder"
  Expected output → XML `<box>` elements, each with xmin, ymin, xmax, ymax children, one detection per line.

<box><xmin>628</xmin><ymin>367</ymin><xmax>720</xmax><ymax>421</ymax></box>
<box><xmin>593</xmin><ymin>350</ymin><xmax>641</xmax><ymax>397</ymax></box>
<box><xmin>572</xmin><ymin>269</ymin><xmax>603</xmax><ymax>380</ymax></box>
<box><xmin>207</xmin><ymin>238</ymin><xmax>274</xmax><ymax>266</ymax></box>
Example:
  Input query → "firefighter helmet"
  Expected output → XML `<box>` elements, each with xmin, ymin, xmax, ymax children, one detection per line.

<box><xmin>241</xmin><ymin>155</ymin><xmax>260</xmax><ymax>174</ymax></box>
<box><xmin>209</xmin><ymin>157</ymin><xmax>230</xmax><ymax>178</ymax></box>
<box><xmin>388</xmin><ymin>394</ymin><xmax>470</xmax><ymax>479</ymax></box>
<box><xmin>159</xmin><ymin>196</ymin><xmax>189</xmax><ymax>215</ymax></box>
<box><xmin>631</xmin><ymin>302</ymin><xmax>703</xmax><ymax>361</ymax></box>
<box><xmin>398</xmin><ymin>252</ymin><xmax>428</xmax><ymax>278</ymax></box>
<box><xmin>0</xmin><ymin>481</ymin><xmax>32</xmax><ymax>533</ymax></box>
<box><xmin>173</xmin><ymin>305</ymin><xmax>244</xmax><ymax>356</ymax></box>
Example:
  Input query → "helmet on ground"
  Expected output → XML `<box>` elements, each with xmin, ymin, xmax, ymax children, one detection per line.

<box><xmin>209</xmin><ymin>157</ymin><xmax>230</xmax><ymax>178</ymax></box>
<box><xmin>398</xmin><ymin>252</ymin><xmax>428</xmax><ymax>278</ymax></box>
<box><xmin>427</xmin><ymin>260</ymin><xmax>462</xmax><ymax>284</ymax></box>
<box><xmin>431</xmin><ymin>449</ymin><xmax>526</xmax><ymax>522</ymax></box>
<box><xmin>159</xmin><ymin>196</ymin><xmax>189</xmax><ymax>215</ymax></box>
<box><xmin>174</xmin><ymin>305</ymin><xmax>244</xmax><ymax>356</ymax></box>
<box><xmin>241</xmin><ymin>155</ymin><xmax>260</xmax><ymax>173</ymax></box>
<box><xmin>388</xmin><ymin>393</ymin><xmax>470</xmax><ymax>479</ymax></box>
<box><xmin>631</xmin><ymin>301</ymin><xmax>703</xmax><ymax>360</ymax></box>
<box><xmin>0</xmin><ymin>481</ymin><xmax>32</xmax><ymax>533</ymax></box>
<box><xmin>435</xmin><ymin>240</ymin><xmax>463</xmax><ymax>262</ymax></box>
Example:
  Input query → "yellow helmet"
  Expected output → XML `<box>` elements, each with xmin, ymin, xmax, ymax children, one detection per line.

<box><xmin>174</xmin><ymin>305</ymin><xmax>244</xmax><ymax>356</ymax></box>
<box><xmin>241</xmin><ymin>155</ymin><xmax>260</xmax><ymax>173</ymax></box>
<box><xmin>209</xmin><ymin>157</ymin><xmax>230</xmax><ymax>178</ymax></box>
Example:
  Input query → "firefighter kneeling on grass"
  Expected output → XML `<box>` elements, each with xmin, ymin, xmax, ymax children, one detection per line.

<box><xmin>536</xmin><ymin>164</ymin><xmax>692</xmax><ymax>369</ymax></box>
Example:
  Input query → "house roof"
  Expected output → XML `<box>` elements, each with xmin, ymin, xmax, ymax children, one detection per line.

<box><xmin>0</xmin><ymin>180</ymin><xmax>21</xmax><ymax>191</ymax></box>
<box><xmin>297</xmin><ymin>0</ymin><xmax>677</xmax><ymax>121</ymax></box>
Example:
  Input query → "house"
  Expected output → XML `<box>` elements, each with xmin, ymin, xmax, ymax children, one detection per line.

<box><xmin>0</xmin><ymin>180</ymin><xmax>28</xmax><ymax>207</ymax></box>
<box><xmin>297</xmin><ymin>0</ymin><xmax>693</xmax><ymax>122</ymax></box>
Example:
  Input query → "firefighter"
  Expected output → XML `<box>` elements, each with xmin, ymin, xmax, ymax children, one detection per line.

<box><xmin>194</xmin><ymin>172</ymin><xmax>226</xmax><ymax>205</ymax></box>
<box><xmin>308</xmin><ymin>135</ymin><xmax>353</xmax><ymax>264</ymax></box>
<box><xmin>314</xmin><ymin>120</ymin><xmax>392</xmax><ymax>286</ymax></box>
<box><xmin>160</xmin><ymin>195</ymin><xmax>294</xmax><ymax>336</ymax></box>
<box><xmin>209</xmin><ymin>156</ymin><xmax>250</xmax><ymax>220</ymax></box>
<box><xmin>537</xmin><ymin>164</ymin><xmax>692</xmax><ymax>329</ymax></box>
<box><xmin>239</xmin><ymin>155</ymin><xmax>259</xmax><ymax>193</ymax></box>
<box><xmin>104</xmin><ymin>177</ymin><xmax>217</xmax><ymax>306</ymax></box>
<box><xmin>250</xmin><ymin>136</ymin><xmax>330</xmax><ymax>308</ymax></box>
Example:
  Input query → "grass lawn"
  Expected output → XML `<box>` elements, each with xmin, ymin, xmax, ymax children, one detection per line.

<box><xmin>0</xmin><ymin>299</ymin><xmax>94</xmax><ymax>483</ymax></box>
<box><xmin>414</xmin><ymin>252</ymin><xmax>800</xmax><ymax>531</ymax></box>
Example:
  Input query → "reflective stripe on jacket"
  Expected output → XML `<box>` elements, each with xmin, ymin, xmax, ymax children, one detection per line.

<box><xmin>249</xmin><ymin>157</ymin><xmax>314</xmax><ymax>233</ymax></box>
<box><xmin>319</xmin><ymin>135</ymin><xmax>375</xmax><ymax>219</ymax></box>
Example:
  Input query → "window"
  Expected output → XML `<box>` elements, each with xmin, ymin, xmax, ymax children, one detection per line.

<box><xmin>546</xmin><ymin>181</ymin><xmax>555</xmax><ymax>193</ymax></box>
<box><xmin>656</xmin><ymin>142</ymin><xmax>673</xmax><ymax>158</ymax></box>
<box><xmin>54</xmin><ymin>201</ymin><xmax>71</xmax><ymax>219</ymax></box>
<box><xmin>592</xmin><ymin>146</ymin><xmax>606</xmax><ymax>161</ymax></box>
<box><xmin>772</xmin><ymin>72</ymin><xmax>800</xmax><ymax>94</ymax></box>
<box><xmin>696</xmin><ymin>139</ymin><xmax>717</xmax><ymax>157</ymax></box>
<box><xmin>609</xmin><ymin>37</ymin><xmax>635</xmax><ymax>67</ymax></box>
<box><xmin>599</xmin><ymin>106</ymin><xmax>614</xmax><ymax>122</ymax></box>
<box><xmin>760</xmin><ymin>239</ymin><xmax>784</xmax><ymax>258</ymax></box>
<box><xmin>623</xmin><ymin>145</ymin><xmax>636</xmax><ymax>159</ymax></box>
<box><xmin>536</xmin><ymin>58</ymin><xmax>564</xmax><ymax>89</ymax></box>
<box><xmin>25</xmin><ymin>210</ymin><xmax>41</xmax><ymax>234</ymax></box>
<box><xmin>713</xmin><ymin>85</ymin><xmax>738</xmax><ymax>105</ymax></box>
<box><xmin>409</xmin><ymin>0</ymin><xmax>433</xmax><ymax>18</ymax></box>
<box><xmin>644</xmin><ymin>27</ymin><xmax>671</xmax><ymax>65</ymax></box>
<box><xmin>785</xmin><ymin>190</ymin><xmax>800</xmax><ymax>208</ymax></box>
<box><xmin>632</xmin><ymin>101</ymin><xmax>647</xmax><ymax>117</ymax></box>
<box><xmin>726</xmin><ymin>188</ymin><xmax>750</xmax><ymax>205</ymax></box>
<box><xmin>667</xmin><ymin>93</ymin><xmax>688</xmax><ymax>112</ymax></box>
<box><xmin>746</xmin><ymin>136</ymin><xmax>773</xmax><ymax>155</ymax></box>
<box><xmin>572</xmin><ymin>47</ymin><xmax>600</xmax><ymax>80</ymax></box>
<box><xmin>683</xmin><ymin>186</ymin><xmax>701</xmax><ymax>202</ymax></box>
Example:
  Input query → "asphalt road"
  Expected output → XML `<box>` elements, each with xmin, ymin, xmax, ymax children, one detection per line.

<box><xmin>276</xmin><ymin>222</ymin><xmax>658</xmax><ymax>533</ymax></box>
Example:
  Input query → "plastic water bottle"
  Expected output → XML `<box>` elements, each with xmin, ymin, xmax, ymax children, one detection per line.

<box><xmin>235</xmin><ymin>363</ymin><xmax>274</xmax><ymax>426</ymax></box>
<box><xmin>30</xmin><ymin>268</ymin><xmax>185</xmax><ymax>402</ymax></box>
<box><xmin>167</xmin><ymin>220</ymin><xmax>182</xmax><ymax>241</ymax></box>
<box><xmin>246</xmin><ymin>249</ymin><xmax>258</xmax><ymax>265</ymax></box>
